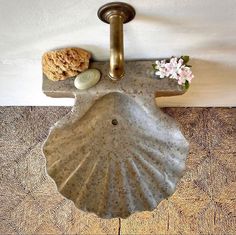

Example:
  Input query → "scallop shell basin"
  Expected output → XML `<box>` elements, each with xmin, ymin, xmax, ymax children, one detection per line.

<box><xmin>42</xmin><ymin>62</ymin><xmax>189</xmax><ymax>219</ymax></box>
<box><xmin>43</xmin><ymin>61</ymin><xmax>189</xmax><ymax>218</ymax></box>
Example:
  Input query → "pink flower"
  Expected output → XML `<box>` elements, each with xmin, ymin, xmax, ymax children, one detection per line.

<box><xmin>154</xmin><ymin>56</ymin><xmax>194</xmax><ymax>86</ymax></box>
<box><xmin>166</xmin><ymin>58</ymin><xmax>184</xmax><ymax>78</ymax></box>
<box><xmin>155</xmin><ymin>59</ymin><xmax>168</xmax><ymax>78</ymax></box>
<box><xmin>178</xmin><ymin>66</ymin><xmax>194</xmax><ymax>83</ymax></box>
<box><xmin>177</xmin><ymin>76</ymin><xmax>186</xmax><ymax>85</ymax></box>
<box><xmin>155</xmin><ymin>68</ymin><xmax>166</xmax><ymax>78</ymax></box>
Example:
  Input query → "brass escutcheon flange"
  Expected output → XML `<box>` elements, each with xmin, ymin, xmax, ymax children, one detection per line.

<box><xmin>97</xmin><ymin>2</ymin><xmax>136</xmax><ymax>24</ymax></box>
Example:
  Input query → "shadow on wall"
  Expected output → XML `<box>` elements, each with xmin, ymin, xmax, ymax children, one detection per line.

<box><xmin>136</xmin><ymin>13</ymin><xmax>185</xmax><ymax>27</ymax></box>
<box><xmin>5</xmin><ymin>9</ymin><xmax>236</xmax><ymax>61</ymax></box>
<box><xmin>127</xmin><ymin>12</ymin><xmax>236</xmax><ymax>60</ymax></box>
<box><xmin>157</xmin><ymin>59</ymin><xmax>236</xmax><ymax>107</ymax></box>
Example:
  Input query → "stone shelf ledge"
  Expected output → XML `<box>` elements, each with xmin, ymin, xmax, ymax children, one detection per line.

<box><xmin>42</xmin><ymin>60</ymin><xmax>185</xmax><ymax>101</ymax></box>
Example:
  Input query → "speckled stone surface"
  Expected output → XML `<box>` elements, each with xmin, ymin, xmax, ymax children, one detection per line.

<box><xmin>1</xmin><ymin>107</ymin><xmax>235</xmax><ymax>234</ymax></box>
<box><xmin>43</xmin><ymin>61</ymin><xmax>185</xmax><ymax>99</ymax></box>
<box><xmin>42</xmin><ymin>61</ymin><xmax>189</xmax><ymax>219</ymax></box>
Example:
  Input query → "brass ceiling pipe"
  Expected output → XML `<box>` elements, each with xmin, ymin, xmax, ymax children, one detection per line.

<box><xmin>98</xmin><ymin>2</ymin><xmax>135</xmax><ymax>81</ymax></box>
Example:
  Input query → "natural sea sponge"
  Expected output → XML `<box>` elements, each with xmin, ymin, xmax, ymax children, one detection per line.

<box><xmin>42</xmin><ymin>48</ymin><xmax>91</xmax><ymax>81</ymax></box>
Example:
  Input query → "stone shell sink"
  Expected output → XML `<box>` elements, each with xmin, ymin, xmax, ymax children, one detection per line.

<box><xmin>42</xmin><ymin>61</ymin><xmax>189</xmax><ymax>219</ymax></box>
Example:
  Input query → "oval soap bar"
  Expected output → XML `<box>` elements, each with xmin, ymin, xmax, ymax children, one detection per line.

<box><xmin>74</xmin><ymin>69</ymin><xmax>101</xmax><ymax>90</ymax></box>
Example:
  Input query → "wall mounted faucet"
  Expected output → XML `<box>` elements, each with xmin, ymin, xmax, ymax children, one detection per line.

<box><xmin>98</xmin><ymin>2</ymin><xmax>135</xmax><ymax>81</ymax></box>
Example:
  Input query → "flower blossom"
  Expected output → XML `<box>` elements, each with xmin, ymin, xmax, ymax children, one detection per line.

<box><xmin>177</xmin><ymin>66</ymin><xmax>194</xmax><ymax>85</ymax></box>
<box><xmin>166</xmin><ymin>58</ymin><xmax>184</xmax><ymax>79</ymax></box>
<box><xmin>154</xmin><ymin>56</ymin><xmax>194</xmax><ymax>87</ymax></box>
<box><xmin>154</xmin><ymin>60</ymin><xmax>167</xmax><ymax>78</ymax></box>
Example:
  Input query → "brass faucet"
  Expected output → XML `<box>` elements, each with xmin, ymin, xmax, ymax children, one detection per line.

<box><xmin>98</xmin><ymin>2</ymin><xmax>135</xmax><ymax>81</ymax></box>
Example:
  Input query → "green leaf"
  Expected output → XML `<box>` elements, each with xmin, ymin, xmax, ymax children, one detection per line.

<box><xmin>181</xmin><ymin>55</ymin><xmax>190</xmax><ymax>64</ymax></box>
<box><xmin>184</xmin><ymin>80</ymin><xmax>190</xmax><ymax>90</ymax></box>
<box><xmin>152</xmin><ymin>64</ymin><xmax>157</xmax><ymax>70</ymax></box>
<box><xmin>185</xmin><ymin>64</ymin><xmax>192</xmax><ymax>67</ymax></box>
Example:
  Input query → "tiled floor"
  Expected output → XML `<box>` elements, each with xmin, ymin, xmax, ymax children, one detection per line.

<box><xmin>0</xmin><ymin>107</ymin><xmax>235</xmax><ymax>234</ymax></box>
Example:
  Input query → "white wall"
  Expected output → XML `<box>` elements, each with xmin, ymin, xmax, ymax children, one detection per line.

<box><xmin>0</xmin><ymin>0</ymin><xmax>235</xmax><ymax>106</ymax></box>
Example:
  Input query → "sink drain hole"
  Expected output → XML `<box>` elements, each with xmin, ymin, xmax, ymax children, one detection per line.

<box><xmin>112</xmin><ymin>119</ymin><xmax>118</xmax><ymax>126</ymax></box>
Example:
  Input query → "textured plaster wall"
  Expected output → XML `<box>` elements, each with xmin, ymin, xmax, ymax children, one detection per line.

<box><xmin>0</xmin><ymin>0</ymin><xmax>236</xmax><ymax>105</ymax></box>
